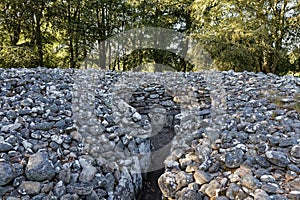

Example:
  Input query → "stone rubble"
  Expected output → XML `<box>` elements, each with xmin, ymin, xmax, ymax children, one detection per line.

<box><xmin>159</xmin><ymin>70</ymin><xmax>300</xmax><ymax>200</ymax></box>
<box><xmin>0</xmin><ymin>68</ymin><xmax>299</xmax><ymax>200</ymax></box>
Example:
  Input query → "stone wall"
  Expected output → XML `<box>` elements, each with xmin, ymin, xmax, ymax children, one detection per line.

<box><xmin>0</xmin><ymin>68</ymin><xmax>211</xmax><ymax>200</ymax></box>
<box><xmin>158</xmin><ymin>71</ymin><xmax>300</xmax><ymax>200</ymax></box>
<box><xmin>0</xmin><ymin>68</ymin><xmax>300</xmax><ymax>200</ymax></box>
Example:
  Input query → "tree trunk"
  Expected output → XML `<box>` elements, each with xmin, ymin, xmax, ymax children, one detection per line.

<box><xmin>35</xmin><ymin>2</ymin><xmax>44</xmax><ymax>67</ymax></box>
<box><xmin>68</xmin><ymin>0</ymin><xmax>75</xmax><ymax>68</ymax></box>
<box><xmin>36</xmin><ymin>18</ymin><xmax>43</xmax><ymax>67</ymax></box>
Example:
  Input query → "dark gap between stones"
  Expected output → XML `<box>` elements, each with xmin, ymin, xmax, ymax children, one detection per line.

<box><xmin>128</xmin><ymin>83</ymin><xmax>181</xmax><ymax>200</ymax></box>
<box><xmin>138</xmin><ymin>127</ymin><xmax>175</xmax><ymax>200</ymax></box>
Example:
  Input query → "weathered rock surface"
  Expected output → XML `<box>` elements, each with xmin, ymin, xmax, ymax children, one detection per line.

<box><xmin>159</xmin><ymin>70</ymin><xmax>300</xmax><ymax>200</ymax></box>
<box><xmin>0</xmin><ymin>68</ymin><xmax>299</xmax><ymax>200</ymax></box>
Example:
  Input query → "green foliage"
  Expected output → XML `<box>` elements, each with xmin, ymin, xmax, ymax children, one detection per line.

<box><xmin>0</xmin><ymin>0</ymin><xmax>299</xmax><ymax>74</ymax></box>
<box><xmin>0</xmin><ymin>46</ymin><xmax>38</xmax><ymax>68</ymax></box>
<box><xmin>191</xmin><ymin>0</ymin><xmax>300</xmax><ymax>74</ymax></box>
<box><xmin>111</xmin><ymin>49</ymin><xmax>194</xmax><ymax>71</ymax></box>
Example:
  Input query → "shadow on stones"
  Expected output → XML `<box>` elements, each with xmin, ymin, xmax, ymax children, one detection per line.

<box><xmin>138</xmin><ymin>127</ymin><xmax>175</xmax><ymax>200</ymax></box>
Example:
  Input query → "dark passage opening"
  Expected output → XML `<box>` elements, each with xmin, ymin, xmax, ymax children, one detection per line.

<box><xmin>128</xmin><ymin>83</ymin><xmax>181</xmax><ymax>200</ymax></box>
<box><xmin>138</xmin><ymin>127</ymin><xmax>176</xmax><ymax>200</ymax></box>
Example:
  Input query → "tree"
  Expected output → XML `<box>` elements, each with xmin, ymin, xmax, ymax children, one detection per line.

<box><xmin>191</xmin><ymin>0</ymin><xmax>300</xmax><ymax>74</ymax></box>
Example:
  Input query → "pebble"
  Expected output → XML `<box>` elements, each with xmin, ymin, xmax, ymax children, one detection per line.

<box><xmin>0</xmin><ymin>140</ymin><xmax>14</xmax><ymax>152</ymax></box>
<box><xmin>253</xmin><ymin>189</ymin><xmax>271</xmax><ymax>200</ymax></box>
<box><xmin>205</xmin><ymin>179</ymin><xmax>220</xmax><ymax>197</ymax></box>
<box><xmin>53</xmin><ymin>181</ymin><xmax>66</xmax><ymax>198</ymax></box>
<box><xmin>79</xmin><ymin>165</ymin><xmax>97</xmax><ymax>182</ymax></box>
<box><xmin>261</xmin><ymin>183</ymin><xmax>282</xmax><ymax>194</ymax></box>
<box><xmin>72</xmin><ymin>182</ymin><xmax>94</xmax><ymax>195</ymax></box>
<box><xmin>0</xmin><ymin>69</ymin><xmax>300</xmax><ymax>200</ymax></box>
<box><xmin>17</xmin><ymin>181</ymin><xmax>40</xmax><ymax>195</ymax></box>
<box><xmin>288</xmin><ymin>191</ymin><xmax>300</xmax><ymax>200</ymax></box>
<box><xmin>288</xmin><ymin>178</ymin><xmax>300</xmax><ymax>191</ymax></box>
<box><xmin>25</xmin><ymin>151</ymin><xmax>55</xmax><ymax>181</ymax></box>
<box><xmin>193</xmin><ymin>170</ymin><xmax>213</xmax><ymax>185</ymax></box>
<box><xmin>265</xmin><ymin>151</ymin><xmax>290</xmax><ymax>167</ymax></box>
<box><xmin>175</xmin><ymin>171</ymin><xmax>193</xmax><ymax>190</ymax></box>
<box><xmin>0</xmin><ymin>161</ymin><xmax>17</xmax><ymax>186</ymax></box>
<box><xmin>225</xmin><ymin>149</ymin><xmax>244</xmax><ymax>168</ymax></box>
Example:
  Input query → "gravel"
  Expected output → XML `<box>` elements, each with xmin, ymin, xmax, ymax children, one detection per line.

<box><xmin>0</xmin><ymin>68</ymin><xmax>299</xmax><ymax>199</ymax></box>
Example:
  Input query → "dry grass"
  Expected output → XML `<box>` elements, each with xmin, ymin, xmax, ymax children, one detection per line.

<box><xmin>266</xmin><ymin>91</ymin><xmax>300</xmax><ymax>113</ymax></box>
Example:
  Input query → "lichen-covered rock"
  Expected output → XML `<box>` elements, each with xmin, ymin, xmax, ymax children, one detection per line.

<box><xmin>158</xmin><ymin>172</ymin><xmax>177</xmax><ymax>198</ymax></box>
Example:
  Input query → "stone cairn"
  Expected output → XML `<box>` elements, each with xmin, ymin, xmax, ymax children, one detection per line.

<box><xmin>0</xmin><ymin>68</ymin><xmax>300</xmax><ymax>200</ymax></box>
<box><xmin>158</xmin><ymin>70</ymin><xmax>300</xmax><ymax>200</ymax></box>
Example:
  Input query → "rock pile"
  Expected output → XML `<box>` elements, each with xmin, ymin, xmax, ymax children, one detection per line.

<box><xmin>0</xmin><ymin>68</ymin><xmax>300</xmax><ymax>200</ymax></box>
<box><xmin>158</xmin><ymin>70</ymin><xmax>300</xmax><ymax>200</ymax></box>
<box><xmin>0</xmin><ymin>68</ymin><xmax>210</xmax><ymax>200</ymax></box>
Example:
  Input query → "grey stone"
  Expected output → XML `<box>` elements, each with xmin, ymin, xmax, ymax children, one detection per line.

<box><xmin>58</xmin><ymin>168</ymin><xmax>71</xmax><ymax>184</ymax></box>
<box><xmin>40</xmin><ymin>182</ymin><xmax>54</xmax><ymax>193</ymax></box>
<box><xmin>260</xmin><ymin>175</ymin><xmax>276</xmax><ymax>183</ymax></box>
<box><xmin>205</xmin><ymin>180</ymin><xmax>220</xmax><ymax>197</ymax></box>
<box><xmin>288</xmin><ymin>164</ymin><xmax>300</xmax><ymax>173</ymax></box>
<box><xmin>0</xmin><ymin>161</ymin><xmax>16</xmax><ymax>186</ymax></box>
<box><xmin>60</xmin><ymin>194</ymin><xmax>72</xmax><ymax>200</ymax></box>
<box><xmin>0</xmin><ymin>140</ymin><xmax>13</xmax><ymax>152</ymax></box>
<box><xmin>244</xmin><ymin>124</ymin><xmax>257</xmax><ymax>133</ymax></box>
<box><xmin>175</xmin><ymin>187</ymin><xmax>202</xmax><ymax>200</ymax></box>
<box><xmin>175</xmin><ymin>171</ymin><xmax>193</xmax><ymax>190</ymax></box>
<box><xmin>261</xmin><ymin>183</ymin><xmax>283</xmax><ymax>194</ymax></box>
<box><xmin>113</xmin><ymin>177</ymin><xmax>134</xmax><ymax>200</ymax></box>
<box><xmin>225</xmin><ymin>149</ymin><xmax>244</xmax><ymax>168</ymax></box>
<box><xmin>226</xmin><ymin>183</ymin><xmax>241</xmax><ymax>199</ymax></box>
<box><xmin>279</xmin><ymin>138</ymin><xmax>295</xmax><ymax>147</ymax></box>
<box><xmin>194</xmin><ymin>170</ymin><xmax>213</xmax><ymax>185</ymax></box>
<box><xmin>17</xmin><ymin>181</ymin><xmax>40</xmax><ymax>195</ymax></box>
<box><xmin>288</xmin><ymin>191</ymin><xmax>300</xmax><ymax>200</ymax></box>
<box><xmin>288</xmin><ymin>178</ymin><xmax>300</xmax><ymax>191</ymax></box>
<box><xmin>1</xmin><ymin>123</ymin><xmax>21</xmax><ymax>132</ymax></box>
<box><xmin>25</xmin><ymin>151</ymin><xmax>55</xmax><ymax>181</ymax></box>
<box><xmin>270</xmin><ymin>194</ymin><xmax>288</xmax><ymax>200</ymax></box>
<box><xmin>198</xmin><ymin>109</ymin><xmax>210</xmax><ymax>116</ymax></box>
<box><xmin>291</xmin><ymin>145</ymin><xmax>300</xmax><ymax>158</ymax></box>
<box><xmin>34</xmin><ymin>122</ymin><xmax>54</xmax><ymax>131</ymax></box>
<box><xmin>254</xmin><ymin>189</ymin><xmax>271</xmax><ymax>200</ymax></box>
<box><xmin>86</xmin><ymin>190</ymin><xmax>100</xmax><ymax>200</ymax></box>
<box><xmin>255</xmin><ymin>156</ymin><xmax>271</xmax><ymax>167</ymax></box>
<box><xmin>265</xmin><ymin>151</ymin><xmax>290</xmax><ymax>167</ymax></box>
<box><xmin>6</xmin><ymin>197</ymin><xmax>21</xmax><ymax>200</ymax></box>
<box><xmin>240</xmin><ymin>174</ymin><xmax>260</xmax><ymax>190</ymax></box>
<box><xmin>53</xmin><ymin>181</ymin><xmax>66</xmax><ymax>198</ymax></box>
<box><xmin>132</xmin><ymin>112</ymin><xmax>142</xmax><ymax>121</ymax></box>
<box><xmin>0</xmin><ymin>186</ymin><xmax>14</xmax><ymax>196</ymax></box>
<box><xmin>32</xmin><ymin>194</ymin><xmax>47</xmax><ymax>200</ymax></box>
<box><xmin>104</xmin><ymin>172</ymin><xmax>115</xmax><ymax>193</ymax></box>
<box><xmin>158</xmin><ymin>172</ymin><xmax>177</xmax><ymax>198</ymax></box>
<box><xmin>79</xmin><ymin>165</ymin><xmax>97</xmax><ymax>182</ymax></box>
<box><xmin>72</xmin><ymin>182</ymin><xmax>94</xmax><ymax>195</ymax></box>
<box><xmin>70</xmin><ymin>131</ymin><xmax>82</xmax><ymax>141</ymax></box>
